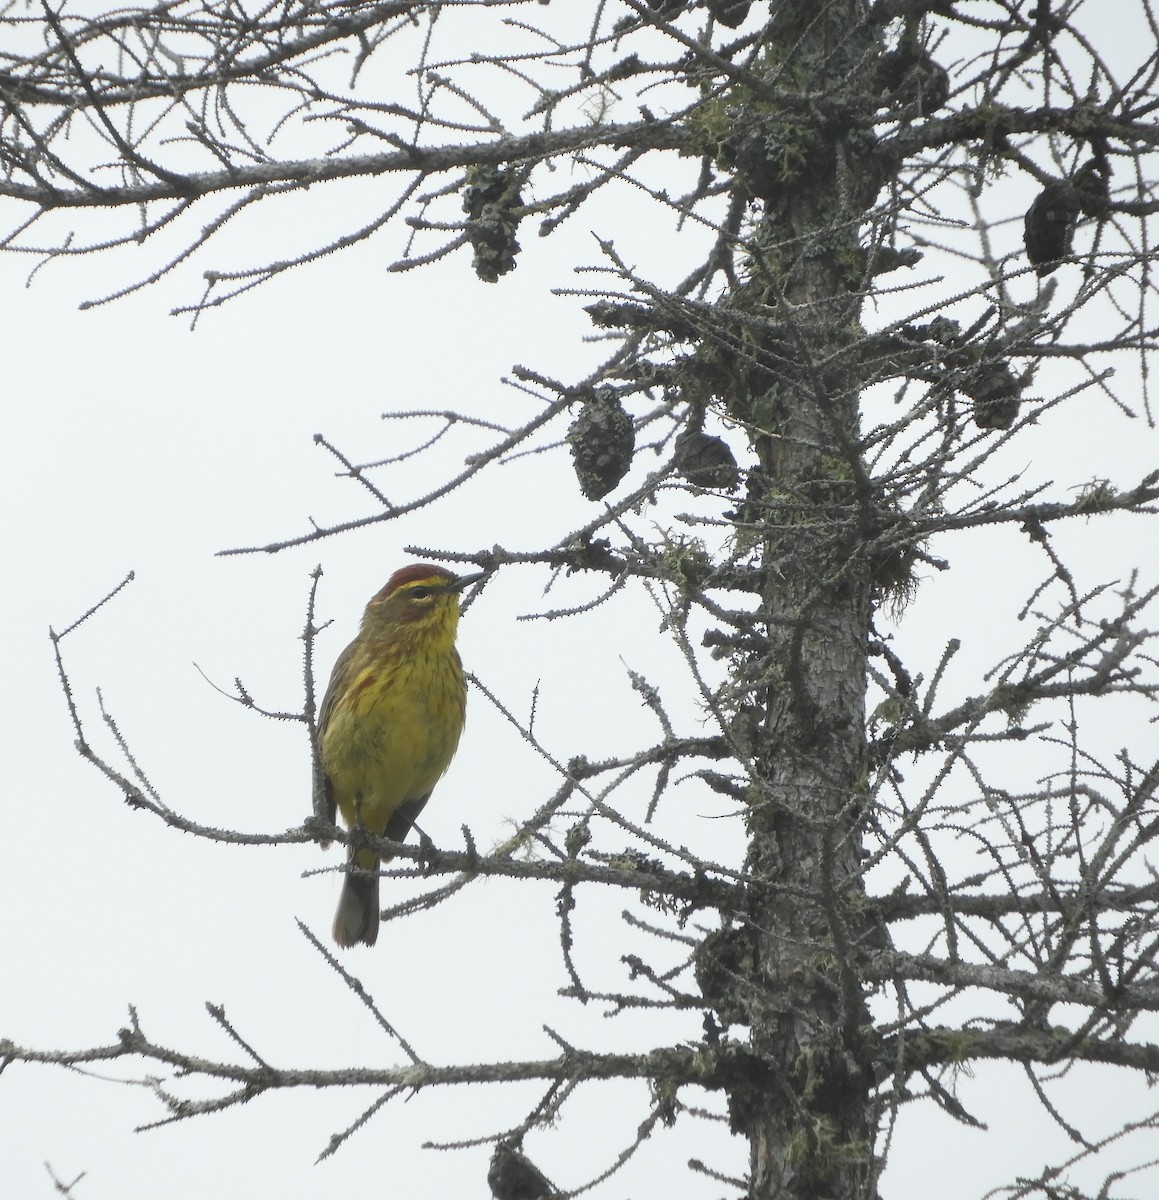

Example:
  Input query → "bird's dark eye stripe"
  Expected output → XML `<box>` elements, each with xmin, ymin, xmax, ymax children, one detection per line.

<box><xmin>407</xmin><ymin>584</ymin><xmax>435</xmax><ymax>599</ymax></box>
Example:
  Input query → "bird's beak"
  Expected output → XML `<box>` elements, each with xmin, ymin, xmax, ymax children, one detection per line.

<box><xmin>451</xmin><ymin>570</ymin><xmax>487</xmax><ymax>592</ymax></box>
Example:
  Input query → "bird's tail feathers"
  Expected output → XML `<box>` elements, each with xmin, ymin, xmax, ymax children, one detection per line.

<box><xmin>332</xmin><ymin>851</ymin><xmax>380</xmax><ymax>947</ymax></box>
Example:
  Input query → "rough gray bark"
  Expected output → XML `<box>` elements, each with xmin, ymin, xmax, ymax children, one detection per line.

<box><xmin>729</xmin><ymin>8</ymin><xmax>880</xmax><ymax>1194</ymax></box>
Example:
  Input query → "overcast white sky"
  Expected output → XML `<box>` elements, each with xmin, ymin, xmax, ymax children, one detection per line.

<box><xmin>3</xmin><ymin>5</ymin><xmax>1159</xmax><ymax>1200</ymax></box>
<box><xmin>2</xmin><ymin>190</ymin><xmax>753</xmax><ymax>1198</ymax></box>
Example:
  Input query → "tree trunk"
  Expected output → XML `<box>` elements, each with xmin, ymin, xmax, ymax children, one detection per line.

<box><xmin>735</xmin><ymin>5</ymin><xmax>881</xmax><ymax>1196</ymax></box>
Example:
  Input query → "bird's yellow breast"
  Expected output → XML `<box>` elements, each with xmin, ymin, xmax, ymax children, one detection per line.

<box><xmin>320</xmin><ymin>642</ymin><xmax>467</xmax><ymax>837</ymax></box>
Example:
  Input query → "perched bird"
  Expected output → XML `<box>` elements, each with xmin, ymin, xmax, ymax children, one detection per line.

<box><xmin>318</xmin><ymin>564</ymin><xmax>482</xmax><ymax>947</ymax></box>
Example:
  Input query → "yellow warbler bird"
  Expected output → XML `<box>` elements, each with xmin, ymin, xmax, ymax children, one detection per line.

<box><xmin>318</xmin><ymin>564</ymin><xmax>483</xmax><ymax>947</ymax></box>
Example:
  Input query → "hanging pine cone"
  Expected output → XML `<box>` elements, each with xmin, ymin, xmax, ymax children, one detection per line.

<box><xmin>462</xmin><ymin>164</ymin><xmax>523</xmax><ymax>283</ymax></box>
<box><xmin>964</xmin><ymin>363</ymin><xmax>1022</xmax><ymax>430</ymax></box>
<box><xmin>1073</xmin><ymin>157</ymin><xmax>1110</xmax><ymax>216</ymax></box>
<box><xmin>567</xmin><ymin>392</ymin><xmax>634</xmax><ymax>500</ymax></box>
<box><xmin>1023</xmin><ymin>181</ymin><xmax>1079</xmax><ymax>276</ymax></box>
<box><xmin>674</xmin><ymin>429</ymin><xmax>741</xmax><ymax>490</ymax></box>
<box><xmin>694</xmin><ymin>925</ymin><xmax>756</xmax><ymax>1028</ymax></box>
<box><xmin>706</xmin><ymin>0</ymin><xmax>751</xmax><ymax>27</ymax></box>
<box><xmin>874</xmin><ymin>47</ymin><xmax>949</xmax><ymax>117</ymax></box>
<box><xmin>488</xmin><ymin>1142</ymin><xmax>556</xmax><ymax>1200</ymax></box>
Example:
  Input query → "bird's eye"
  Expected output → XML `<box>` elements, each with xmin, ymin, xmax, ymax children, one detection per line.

<box><xmin>408</xmin><ymin>586</ymin><xmax>432</xmax><ymax>600</ymax></box>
